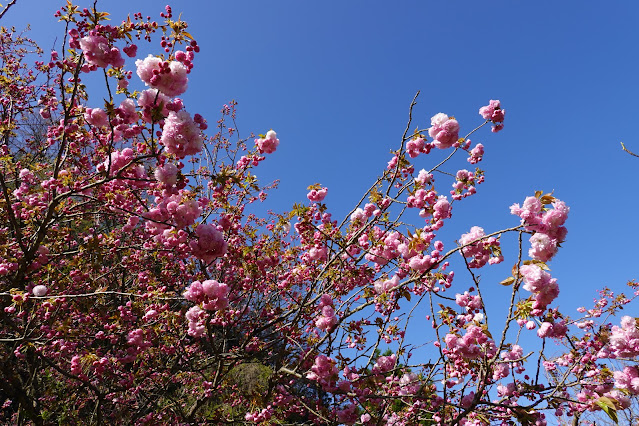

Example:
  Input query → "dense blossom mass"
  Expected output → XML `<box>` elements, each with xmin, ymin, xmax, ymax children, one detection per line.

<box><xmin>136</xmin><ymin>54</ymin><xmax>189</xmax><ymax>97</ymax></box>
<box><xmin>0</xmin><ymin>3</ymin><xmax>636</xmax><ymax>426</ymax></box>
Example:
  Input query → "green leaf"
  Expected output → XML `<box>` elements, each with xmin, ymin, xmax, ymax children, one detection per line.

<box><xmin>596</xmin><ymin>396</ymin><xmax>618</xmax><ymax>424</ymax></box>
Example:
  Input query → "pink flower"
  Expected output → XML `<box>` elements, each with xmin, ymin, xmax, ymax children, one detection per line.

<box><xmin>306</xmin><ymin>355</ymin><xmax>339</xmax><ymax>390</ymax></box>
<box><xmin>307</xmin><ymin>187</ymin><xmax>328</xmax><ymax>202</ymax></box>
<box><xmin>201</xmin><ymin>280</ymin><xmax>229</xmax><ymax>310</ymax></box>
<box><xmin>406</xmin><ymin>137</ymin><xmax>425</xmax><ymax>158</ymax></box>
<box><xmin>122</xmin><ymin>44</ymin><xmax>138</xmax><ymax>58</ymax></box>
<box><xmin>154</xmin><ymin>163</ymin><xmax>179</xmax><ymax>186</ymax></box>
<box><xmin>433</xmin><ymin>196</ymin><xmax>451</xmax><ymax>220</ymax></box>
<box><xmin>459</xmin><ymin>226</ymin><xmax>502</xmax><ymax>268</ymax></box>
<box><xmin>84</xmin><ymin>108</ymin><xmax>109</xmax><ymax>127</ymax></box>
<box><xmin>255</xmin><ymin>130</ymin><xmax>279</xmax><ymax>154</ymax></box>
<box><xmin>185</xmin><ymin>305</ymin><xmax>207</xmax><ymax>338</ymax></box>
<box><xmin>138</xmin><ymin>89</ymin><xmax>170</xmax><ymax>123</ymax></box>
<box><xmin>479</xmin><ymin>99</ymin><xmax>505</xmax><ymax>133</ymax></box>
<box><xmin>374</xmin><ymin>275</ymin><xmax>399</xmax><ymax>294</ymax></box>
<box><xmin>428</xmin><ymin>113</ymin><xmax>460</xmax><ymax>149</ymax></box>
<box><xmin>373</xmin><ymin>354</ymin><xmax>396</xmax><ymax>373</ymax></box>
<box><xmin>79</xmin><ymin>34</ymin><xmax>124</xmax><ymax>68</ymax></box>
<box><xmin>479</xmin><ymin>100</ymin><xmax>501</xmax><ymax>120</ymax></box>
<box><xmin>350</xmin><ymin>208</ymin><xmax>366</xmax><ymax>224</ymax></box>
<box><xmin>467</xmin><ymin>143</ymin><xmax>484</xmax><ymax>164</ymax></box>
<box><xmin>160</xmin><ymin>111</ymin><xmax>203</xmax><ymax>158</ymax></box>
<box><xmin>609</xmin><ymin>316</ymin><xmax>639</xmax><ymax>358</ymax></box>
<box><xmin>528</xmin><ymin>233</ymin><xmax>557</xmax><ymax>262</ymax></box>
<box><xmin>189</xmin><ymin>224</ymin><xmax>228</xmax><ymax>263</ymax></box>
<box><xmin>32</xmin><ymin>285</ymin><xmax>48</xmax><ymax>297</ymax></box>
<box><xmin>136</xmin><ymin>55</ymin><xmax>188</xmax><ymax>97</ymax></box>
<box><xmin>614</xmin><ymin>366</ymin><xmax>639</xmax><ymax>394</ymax></box>
<box><xmin>415</xmin><ymin>169</ymin><xmax>433</xmax><ymax>186</ymax></box>
<box><xmin>537</xmin><ymin>321</ymin><xmax>567</xmax><ymax>339</ymax></box>
<box><xmin>511</xmin><ymin>195</ymin><xmax>569</xmax><ymax>263</ymax></box>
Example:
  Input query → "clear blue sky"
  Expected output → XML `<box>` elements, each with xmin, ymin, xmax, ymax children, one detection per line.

<box><xmin>5</xmin><ymin>1</ymin><xmax>638</xmax><ymax>321</ymax></box>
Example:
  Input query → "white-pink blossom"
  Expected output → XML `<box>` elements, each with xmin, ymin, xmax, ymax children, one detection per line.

<box><xmin>160</xmin><ymin>111</ymin><xmax>203</xmax><ymax>158</ymax></box>
<box><xmin>136</xmin><ymin>55</ymin><xmax>188</xmax><ymax>97</ymax></box>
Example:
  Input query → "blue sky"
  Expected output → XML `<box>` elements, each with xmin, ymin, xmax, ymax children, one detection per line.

<box><xmin>5</xmin><ymin>0</ymin><xmax>638</xmax><ymax>328</ymax></box>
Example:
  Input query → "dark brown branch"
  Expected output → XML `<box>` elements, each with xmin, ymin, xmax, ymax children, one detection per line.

<box><xmin>0</xmin><ymin>0</ymin><xmax>17</xmax><ymax>20</ymax></box>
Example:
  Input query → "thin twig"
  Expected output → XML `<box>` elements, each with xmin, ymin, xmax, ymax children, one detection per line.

<box><xmin>621</xmin><ymin>142</ymin><xmax>639</xmax><ymax>157</ymax></box>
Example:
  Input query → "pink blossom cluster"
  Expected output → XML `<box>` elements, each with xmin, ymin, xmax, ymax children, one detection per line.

<box><xmin>497</xmin><ymin>382</ymin><xmax>517</xmax><ymax>397</ymax></box>
<box><xmin>315</xmin><ymin>295</ymin><xmax>338</xmax><ymax>331</ymax></box>
<box><xmin>467</xmin><ymin>143</ymin><xmax>484</xmax><ymax>164</ymax></box>
<box><xmin>122</xmin><ymin>44</ymin><xmax>137</xmax><ymax>58</ymax></box>
<box><xmin>173</xmin><ymin>49</ymin><xmax>196</xmax><ymax>72</ymax></box>
<box><xmin>537</xmin><ymin>320</ymin><xmax>568</xmax><ymax>339</ymax></box>
<box><xmin>97</xmin><ymin>147</ymin><xmax>134</xmax><ymax>175</ymax></box>
<box><xmin>407</xmin><ymin>191</ymin><xmax>451</xmax><ymax>229</ymax></box>
<box><xmin>398</xmin><ymin>372</ymin><xmax>420</xmax><ymax>396</ymax></box>
<box><xmin>609</xmin><ymin>316</ymin><xmax>639</xmax><ymax>358</ymax></box>
<box><xmin>374</xmin><ymin>274</ymin><xmax>400</xmax><ymax>294</ymax></box>
<box><xmin>444</xmin><ymin>325</ymin><xmax>496</xmax><ymax>360</ymax></box>
<box><xmin>306</xmin><ymin>354</ymin><xmax>339</xmax><ymax>390</ymax></box>
<box><xmin>407</xmin><ymin>251</ymin><xmax>439</xmax><ymax>273</ymax></box>
<box><xmin>335</xmin><ymin>404</ymin><xmax>358</xmax><ymax>425</ymax></box>
<box><xmin>244</xmin><ymin>408</ymin><xmax>273</xmax><ymax>423</ymax></box>
<box><xmin>306</xmin><ymin>245</ymin><xmax>327</xmax><ymax>262</ymax></box>
<box><xmin>307</xmin><ymin>187</ymin><xmax>328</xmax><ymax>202</ymax></box>
<box><xmin>84</xmin><ymin>107</ymin><xmax>109</xmax><ymax>127</ymax></box>
<box><xmin>70</xmin><ymin>355</ymin><xmax>83</xmax><ymax>376</ymax></box>
<box><xmin>0</xmin><ymin>261</ymin><xmax>18</xmax><ymax>276</ymax></box>
<box><xmin>431</xmin><ymin>196</ymin><xmax>452</xmax><ymax>228</ymax></box>
<box><xmin>184</xmin><ymin>279</ymin><xmax>230</xmax><ymax>311</ymax></box>
<box><xmin>255</xmin><ymin>130</ymin><xmax>279</xmax><ymax>154</ymax></box>
<box><xmin>520</xmin><ymin>264</ymin><xmax>560</xmax><ymax>315</ymax></box>
<box><xmin>614</xmin><ymin>366</ymin><xmax>639</xmax><ymax>394</ymax></box>
<box><xmin>145</xmin><ymin>192</ymin><xmax>201</xmax><ymax>230</ymax></box>
<box><xmin>235</xmin><ymin>154</ymin><xmax>264</xmax><ymax>170</ymax></box>
<box><xmin>364</xmin><ymin>230</ymin><xmax>404</xmax><ymax>266</ymax></box>
<box><xmin>479</xmin><ymin>99</ymin><xmax>505</xmax><ymax>132</ymax></box>
<box><xmin>349</xmin><ymin>203</ymin><xmax>376</xmax><ymax>225</ymax></box>
<box><xmin>136</xmin><ymin>55</ymin><xmax>188</xmax><ymax>97</ymax></box>
<box><xmin>415</xmin><ymin>169</ymin><xmax>433</xmax><ymax>186</ymax></box>
<box><xmin>97</xmin><ymin>148</ymin><xmax>148</xmax><ymax>187</ymax></box>
<box><xmin>399</xmin><ymin>233</ymin><xmax>437</xmax><ymax>264</ymax></box>
<box><xmin>407</xmin><ymin>188</ymin><xmax>437</xmax><ymax>210</ymax></box>
<box><xmin>451</xmin><ymin>169</ymin><xmax>483</xmax><ymax>201</ymax></box>
<box><xmin>79</xmin><ymin>33</ymin><xmax>124</xmax><ymax>68</ymax></box>
<box><xmin>154</xmin><ymin>163</ymin><xmax>179</xmax><ymax>186</ymax></box>
<box><xmin>510</xmin><ymin>196</ymin><xmax>569</xmax><ymax>262</ymax></box>
<box><xmin>185</xmin><ymin>305</ymin><xmax>208</xmax><ymax>337</ymax></box>
<box><xmin>189</xmin><ymin>223</ymin><xmax>228</xmax><ymax>263</ymax></box>
<box><xmin>455</xmin><ymin>292</ymin><xmax>482</xmax><ymax>311</ymax></box>
<box><xmin>138</xmin><ymin>89</ymin><xmax>170</xmax><ymax>123</ymax></box>
<box><xmin>85</xmin><ymin>98</ymin><xmax>147</xmax><ymax>138</ymax></box>
<box><xmin>12</xmin><ymin>168</ymin><xmax>37</xmax><ymax>200</ymax></box>
<box><xmin>373</xmin><ymin>353</ymin><xmax>397</xmax><ymax>373</ymax></box>
<box><xmin>493</xmin><ymin>345</ymin><xmax>525</xmax><ymax>381</ymax></box>
<box><xmin>428</xmin><ymin>113</ymin><xmax>460</xmax><ymax>149</ymax></box>
<box><xmin>127</xmin><ymin>328</ymin><xmax>151</xmax><ymax>350</ymax></box>
<box><xmin>458</xmin><ymin>226</ymin><xmax>503</xmax><ymax>268</ymax></box>
<box><xmin>406</xmin><ymin>137</ymin><xmax>431</xmax><ymax>158</ymax></box>
<box><xmin>160</xmin><ymin>111</ymin><xmax>204</xmax><ymax>158</ymax></box>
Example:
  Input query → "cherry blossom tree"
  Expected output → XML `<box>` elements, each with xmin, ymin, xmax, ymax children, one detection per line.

<box><xmin>0</xmin><ymin>2</ymin><xmax>637</xmax><ymax>425</ymax></box>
